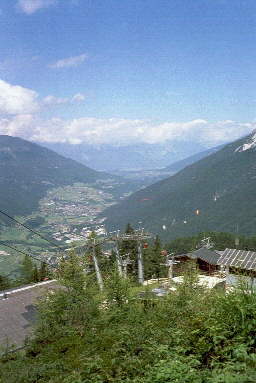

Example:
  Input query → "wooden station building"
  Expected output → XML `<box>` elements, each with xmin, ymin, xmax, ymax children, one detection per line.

<box><xmin>217</xmin><ymin>248</ymin><xmax>256</xmax><ymax>288</ymax></box>
<box><xmin>175</xmin><ymin>247</ymin><xmax>221</xmax><ymax>275</ymax></box>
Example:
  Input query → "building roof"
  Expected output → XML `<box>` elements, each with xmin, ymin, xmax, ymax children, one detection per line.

<box><xmin>189</xmin><ymin>247</ymin><xmax>220</xmax><ymax>265</ymax></box>
<box><xmin>0</xmin><ymin>280</ymin><xmax>58</xmax><ymax>350</ymax></box>
<box><xmin>217</xmin><ymin>248</ymin><xmax>256</xmax><ymax>271</ymax></box>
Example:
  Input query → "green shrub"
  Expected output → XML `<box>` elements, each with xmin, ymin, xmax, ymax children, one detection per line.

<box><xmin>1</xmin><ymin>256</ymin><xmax>256</xmax><ymax>383</ymax></box>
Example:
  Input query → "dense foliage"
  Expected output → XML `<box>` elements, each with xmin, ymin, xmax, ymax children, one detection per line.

<box><xmin>1</xmin><ymin>255</ymin><xmax>256</xmax><ymax>383</ymax></box>
<box><xmin>0</xmin><ymin>256</ymin><xmax>50</xmax><ymax>292</ymax></box>
<box><xmin>0</xmin><ymin>274</ymin><xmax>11</xmax><ymax>291</ymax></box>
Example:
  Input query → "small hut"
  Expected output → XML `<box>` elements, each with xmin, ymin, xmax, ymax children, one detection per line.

<box><xmin>189</xmin><ymin>248</ymin><xmax>220</xmax><ymax>274</ymax></box>
<box><xmin>175</xmin><ymin>247</ymin><xmax>220</xmax><ymax>274</ymax></box>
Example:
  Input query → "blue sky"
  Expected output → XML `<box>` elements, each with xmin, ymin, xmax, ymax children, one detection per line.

<box><xmin>0</xmin><ymin>0</ymin><xmax>255</xmax><ymax>146</ymax></box>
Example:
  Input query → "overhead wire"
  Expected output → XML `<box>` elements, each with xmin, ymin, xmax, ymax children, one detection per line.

<box><xmin>0</xmin><ymin>240</ymin><xmax>55</xmax><ymax>267</ymax></box>
<box><xmin>0</xmin><ymin>209</ymin><xmax>66</xmax><ymax>252</ymax></box>
<box><xmin>0</xmin><ymin>210</ymin><xmax>126</xmax><ymax>265</ymax></box>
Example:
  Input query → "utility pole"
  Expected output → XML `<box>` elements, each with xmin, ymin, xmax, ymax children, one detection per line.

<box><xmin>115</xmin><ymin>230</ymin><xmax>123</xmax><ymax>277</ymax></box>
<box><xmin>201</xmin><ymin>237</ymin><xmax>214</xmax><ymax>249</ymax></box>
<box><xmin>167</xmin><ymin>256</ymin><xmax>174</xmax><ymax>281</ymax></box>
<box><xmin>137</xmin><ymin>239</ymin><xmax>144</xmax><ymax>284</ymax></box>
<box><xmin>235</xmin><ymin>223</ymin><xmax>239</xmax><ymax>248</ymax></box>
<box><xmin>137</xmin><ymin>222</ymin><xmax>144</xmax><ymax>284</ymax></box>
<box><xmin>69</xmin><ymin>226</ymin><xmax>152</xmax><ymax>286</ymax></box>
<box><xmin>115</xmin><ymin>227</ymin><xmax>152</xmax><ymax>285</ymax></box>
<box><xmin>92</xmin><ymin>238</ymin><xmax>104</xmax><ymax>291</ymax></box>
<box><xmin>161</xmin><ymin>252</ymin><xmax>179</xmax><ymax>286</ymax></box>
<box><xmin>121</xmin><ymin>254</ymin><xmax>132</xmax><ymax>278</ymax></box>
<box><xmin>68</xmin><ymin>235</ymin><xmax>105</xmax><ymax>290</ymax></box>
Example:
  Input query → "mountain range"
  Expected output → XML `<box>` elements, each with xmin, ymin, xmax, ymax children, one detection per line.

<box><xmin>164</xmin><ymin>145</ymin><xmax>224</xmax><ymax>173</ymax></box>
<box><xmin>1</xmin><ymin>131</ymin><xmax>255</xmax><ymax>246</ymax></box>
<box><xmin>39</xmin><ymin>140</ymin><xmax>208</xmax><ymax>172</ymax></box>
<box><xmin>103</xmin><ymin>132</ymin><xmax>256</xmax><ymax>240</ymax></box>
<box><xmin>112</xmin><ymin>145</ymin><xmax>224</xmax><ymax>187</ymax></box>
<box><xmin>0</xmin><ymin>135</ymin><xmax>217</xmax><ymax>223</ymax></box>
<box><xmin>0</xmin><ymin>135</ymin><xmax>223</xmax><ymax>275</ymax></box>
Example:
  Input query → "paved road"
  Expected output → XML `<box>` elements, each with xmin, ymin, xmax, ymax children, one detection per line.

<box><xmin>0</xmin><ymin>280</ymin><xmax>58</xmax><ymax>350</ymax></box>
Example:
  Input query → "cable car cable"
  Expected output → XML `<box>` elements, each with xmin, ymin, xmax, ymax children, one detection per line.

<box><xmin>0</xmin><ymin>240</ymin><xmax>55</xmax><ymax>267</ymax></box>
<box><xmin>0</xmin><ymin>209</ymin><xmax>66</xmax><ymax>252</ymax></box>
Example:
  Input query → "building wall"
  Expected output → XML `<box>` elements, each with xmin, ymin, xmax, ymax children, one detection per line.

<box><xmin>197</xmin><ymin>259</ymin><xmax>218</xmax><ymax>274</ymax></box>
<box><xmin>226</xmin><ymin>273</ymin><xmax>256</xmax><ymax>288</ymax></box>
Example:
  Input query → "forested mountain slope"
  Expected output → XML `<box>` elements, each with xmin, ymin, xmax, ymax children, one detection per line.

<box><xmin>104</xmin><ymin>132</ymin><xmax>256</xmax><ymax>239</ymax></box>
<box><xmin>0</xmin><ymin>135</ymin><xmax>112</xmax><ymax>218</ymax></box>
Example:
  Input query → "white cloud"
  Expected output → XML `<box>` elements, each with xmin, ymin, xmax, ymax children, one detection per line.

<box><xmin>1</xmin><ymin>114</ymin><xmax>255</xmax><ymax>147</ymax></box>
<box><xmin>0</xmin><ymin>80</ymin><xmax>254</xmax><ymax>147</ymax></box>
<box><xmin>17</xmin><ymin>0</ymin><xmax>57</xmax><ymax>14</ymax></box>
<box><xmin>0</xmin><ymin>114</ymin><xmax>36</xmax><ymax>138</ymax></box>
<box><xmin>42</xmin><ymin>93</ymin><xmax>85</xmax><ymax>106</ymax></box>
<box><xmin>197</xmin><ymin>120</ymin><xmax>254</xmax><ymax>145</ymax></box>
<box><xmin>0</xmin><ymin>79</ymin><xmax>39</xmax><ymax>115</ymax></box>
<box><xmin>0</xmin><ymin>78</ymin><xmax>85</xmax><ymax>116</ymax></box>
<box><xmin>49</xmin><ymin>54</ymin><xmax>87</xmax><ymax>69</ymax></box>
<box><xmin>71</xmin><ymin>93</ymin><xmax>85</xmax><ymax>102</ymax></box>
<box><xmin>42</xmin><ymin>95</ymin><xmax>69</xmax><ymax>106</ymax></box>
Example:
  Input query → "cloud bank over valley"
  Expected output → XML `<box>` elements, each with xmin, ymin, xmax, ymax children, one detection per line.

<box><xmin>0</xmin><ymin>79</ymin><xmax>255</xmax><ymax>148</ymax></box>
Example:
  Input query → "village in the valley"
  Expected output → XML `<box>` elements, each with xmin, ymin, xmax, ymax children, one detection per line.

<box><xmin>38</xmin><ymin>183</ymin><xmax>113</xmax><ymax>243</ymax></box>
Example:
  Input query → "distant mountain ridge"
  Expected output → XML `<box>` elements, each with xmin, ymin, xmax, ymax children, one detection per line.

<box><xmin>164</xmin><ymin>145</ymin><xmax>224</xmax><ymax>173</ymax></box>
<box><xmin>103</xmin><ymin>132</ymin><xmax>256</xmax><ymax>240</ymax></box>
<box><xmin>38</xmin><ymin>140</ymin><xmax>208</xmax><ymax>171</ymax></box>
<box><xmin>111</xmin><ymin>145</ymin><xmax>223</xmax><ymax>187</ymax></box>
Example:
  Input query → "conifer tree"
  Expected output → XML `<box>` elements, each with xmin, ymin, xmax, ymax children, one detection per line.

<box><xmin>144</xmin><ymin>235</ymin><xmax>163</xmax><ymax>279</ymax></box>
<box><xmin>58</xmin><ymin>250</ymin><xmax>86</xmax><ymax>293</ymax></box>
<box><xmin>32</xmin><ymin>265</ymin><xmax>39</xmax><ymax>283</ymax></box>
<box><xmin>101</xmin><ymin>249</ymin><xmax>116</xmax><ymax>274</ymax></box>
<box><xmin>20</xmin><ymin>255</ymin><xmax>34</xmax><ymax>283</ymax></box>
<box><xmin>39</xmin><ymin>262</ymin><xmax>48</xmax><ymax>281</ymax></box>
<box><xmin>0</xmin><ymin>274</ymin><xmax>11</xmax><ymax>291</ymax></box>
